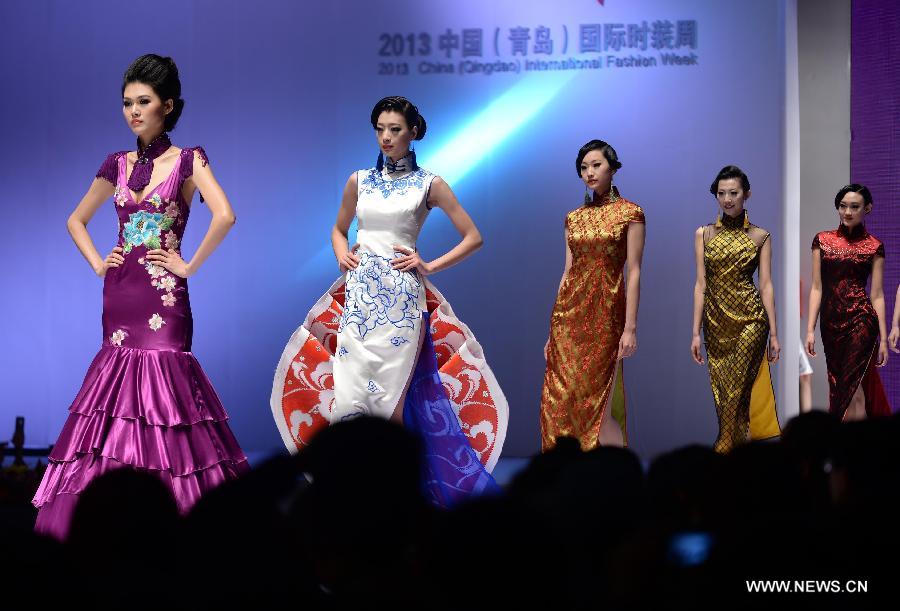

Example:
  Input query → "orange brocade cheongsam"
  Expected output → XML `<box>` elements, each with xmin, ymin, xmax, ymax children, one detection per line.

<box><xmin>541</xmin><ymin>193</ymin><xmax>644</xmax><ymax>451</ymax></box>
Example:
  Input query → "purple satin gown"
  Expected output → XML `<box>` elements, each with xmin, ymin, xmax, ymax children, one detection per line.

<box><xmin>32</xmin><ymin>147</ymin><xmax>249</xmax><ymax>539</ymax></box>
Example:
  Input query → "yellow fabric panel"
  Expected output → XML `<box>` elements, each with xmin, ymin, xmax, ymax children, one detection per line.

<box><xmin>609</xmin><ymin>360</ymin><xmax>627</xmax><ymax>445</ymax></box>
<box><xmin>749</xmin><ymin>353</ymin><xmax>780</xmax><ymax>440</ymax></box>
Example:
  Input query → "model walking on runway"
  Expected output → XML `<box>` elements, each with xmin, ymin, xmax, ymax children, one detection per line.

<box><xmin>806</xmin><ymin>184</ymin><xmax>891</xmax><ymax>420</ymax></box>
<box><xmin>540</xmin><ymin>139</ymin><xmax>645</xmax><ymax>451</ymax></box>
<box><xmin>691</xmin><ymin>165</ymin><xmax>780</xmax><ymax>453</ymax></box>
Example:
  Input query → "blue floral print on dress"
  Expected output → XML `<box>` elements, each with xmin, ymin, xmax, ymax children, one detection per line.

<box><xmin>338</xmin><ymin>252</ymin><xmax>422</xmax><ymax>339</ymax></box>
<box><xmin>123</xmin><ymin>211</ymin><xmax>163</xmax><ymax>252</ymax></box>
<box><xmin>359</xmin><ymin>168</ymin><xmax>430</xmax><ymax>198</ymax></box>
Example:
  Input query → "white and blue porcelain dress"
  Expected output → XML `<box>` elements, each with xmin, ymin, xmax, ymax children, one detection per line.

<box><xmin>272</xmin><ymin>155</ymin><xmax>508</xmax><ymax>506</ymax></box>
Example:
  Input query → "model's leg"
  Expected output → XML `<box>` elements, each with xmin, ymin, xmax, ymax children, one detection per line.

<box><xmin>799</xmin><ymin>374</ymin><xmax>813</xmax><ymax>413</ymax></box>
<box><xmin>842</xmin><ymin>384</ymin><xmax>867</xmax><ymax>421</ymax></box>
<box><xmin>597</xmin><ymin>363</ymin><xmax>625</xmax><ymax>447</ymax></box>
<box><xmin>389</xmin><ymin>321</ymin><xmax>427</xmax><ymax>424</ymax></box>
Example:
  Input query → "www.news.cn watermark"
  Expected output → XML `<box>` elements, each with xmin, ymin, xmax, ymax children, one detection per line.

<box><xmin>746</xmin><ymin>580</ymin><xmax>868</xmax><ymax>594</ymax></box>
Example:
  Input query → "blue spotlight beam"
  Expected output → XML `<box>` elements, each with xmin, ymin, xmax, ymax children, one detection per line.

<box><xmin>420</xmin><ymin>71</ymin><xmax>577</xmax><ymax>184</ymax></box>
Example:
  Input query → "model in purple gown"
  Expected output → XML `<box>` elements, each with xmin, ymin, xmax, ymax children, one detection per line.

<box><xmin>32</xmin><ymin>54</ymin><xmax>248</xmax><ymax>539</ymax></box>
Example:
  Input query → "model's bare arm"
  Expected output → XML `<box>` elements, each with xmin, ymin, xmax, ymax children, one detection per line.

<box><xmin>332</xmin><ymin>173</ymin><xmax>360</xmax><ymax>272</ymax></box>
<box><xmin>68</xmin><ymin>178</ymin><xmax>117</xmax><ymax>276</ymax></box>
<box><xmin>691</xmin><ymin>227</ymin><xmax>707</xmax><ymax>364</ymax></box>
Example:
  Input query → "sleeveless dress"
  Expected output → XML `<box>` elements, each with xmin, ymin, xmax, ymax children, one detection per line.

<box><xmin>32</xmin><ymin>147</ymin><xmax>249</xmax><ymax>539</ymax></box>
<box><xmin>814</xmin><ymin>224</ymin><xmax>891</xmax><ymax>419</ymax></box>
<box><xmin>540</xmin><ymin>192</ymin><xmax>644</xmax><ymax>451</ymax></box>
<box><xmin>272</xmin><ymin>155</ymin><xmax>507</xmax><ymax>507</ymax></box>
<box><xmin>702</xmin><ymin>211</ymin><xmax>780</xmax><ymax>453</ymax></box>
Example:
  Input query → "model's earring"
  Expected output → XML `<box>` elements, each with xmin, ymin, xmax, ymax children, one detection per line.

<box><xmin>376</xmin><ymin>152</ymin><xmax>385</xmax><ymax>171</ymax></box>
<box><xmin>584</xmin><ymin>185</ymin><xmax>593</xmax><ymax>204</ymax></box>
<box><xmin>715</xmin><ymin>211</ymin><xmax>723</xmax><ymax>228</ymax></box>
<box><xmin>409</xmin><ymin>146</ymin><xmax>418</xmax><ymax>170</ymax></box>
<box><xmin>609</xmin><ymin>183</ymin><xmax>620</xmax><ymax>203</ymax></box>
<box><xmin>743</xmin><ymin>209</ymin><xmax>750</xmax><ymax>230</ymax></box>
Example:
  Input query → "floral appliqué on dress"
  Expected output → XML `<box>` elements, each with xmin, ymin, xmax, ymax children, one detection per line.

<box><xmin>148</xmin><ymin>313</ymin><xmax>165</xmax><ymax>331</ymax></box>
<box><xmin>110</xmin><ymin>329</ymin><xmax>127</xmax><ymax>347</ymax></box>
<box><xmin>338</xmin><ymin>252</ymin><xmax>422</xmax><ymax>339</ymax></box>
<box><xmin>125</xmin><ymin>195</ymin><xmax>182</xmax><ymax>307</ymax></box>
<box><xmin>122</xmin><ymin>210</ymin><xmax>173</xmax><ymax>253</ymax></box>
<box><xmin>158</xmin><ymin>276</ymin><xmax>177</xmax><ymax>292</ymax></box>
<box><xmin>114</xmin><ymin>185</ymin><xmax>128</xmax><ymax>207</ymax></box>
<box><xmin>359</xmin><ymin>168</ymin><xmax>430</xmax><ymax>199</ymax></box>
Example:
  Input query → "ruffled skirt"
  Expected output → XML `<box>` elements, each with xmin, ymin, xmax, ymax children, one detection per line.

<box><xmin>32</xmin><ymin>345</ymin><xmax>249</xmax><ymax>539</ymax></box>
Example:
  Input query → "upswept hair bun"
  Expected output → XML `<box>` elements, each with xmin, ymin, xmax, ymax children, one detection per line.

<box><xmin>575</xmin><ymin>139</ymin><xmax>621</xmax><ymax>176</ymax></box>
<box><xmin>833</xmin><ymin>184</ymin><xmax>873</xmax><ymax>209</ymax></box>
<box><xmin>371</xmin><ymin>96</ymin><xmax>427</xmax><ymax>140</ymax></box>
<box><xmin>709</xmin><ymin>165</ymin><xmax>750</xmax><ymax>195</ymax></box>
<box><xmin>122</xmin><ymin>54</ymin><xmax>185</xmax><ymax>131</ymax></box>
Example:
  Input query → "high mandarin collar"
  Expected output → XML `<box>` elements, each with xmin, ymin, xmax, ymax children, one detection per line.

<box><xmin>838</xmin><ymin>222</ymin><xmax>868</xmax><ymax>241</ymax></box>
<box><xmin>720</xmin><ymin>209</ymin><xmax>747</xmax><ymax>229</ymax></box>
<box><xmin>128</xmin><ymin>132</ymin><xmax>171</xmax><ymax>192</ymax></box>
<box><xmin>586</xmin><ymin>188</ymin><xmax>619</xmax><ymax>207</ymax></box>
<box><xmin>377</xmin><ymin>151</ymin><xmax>417</xmax><ymax>177</ymax></box>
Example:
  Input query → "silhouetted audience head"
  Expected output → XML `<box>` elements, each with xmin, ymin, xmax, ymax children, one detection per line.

<box><xmin>506</xmin><ymin>435</ymin><xmax>581</xmax><ymax>499</ymax></box>
<box><xmin>65</xmin><ymin>466</ymin><xmax>181</xmax><ymax>604</ymax></box>
<box><xmin>295</xmin><ymin>417</ymin><xmax>429</xmax><ymax>606</ymax></box>
<box><xmin>648</xmin><ymin>444</ymin><xmax>723</xmax><ymax>530</ymax></box>
<box><xmin>829</xmin><ymin>416</ymin><xmax>900</xmax><ymax>511</ymax></box>
<box><xmin>67</xmin><ymin>467</ymin><xmax>179</xmax><ymax>551</ymax></box>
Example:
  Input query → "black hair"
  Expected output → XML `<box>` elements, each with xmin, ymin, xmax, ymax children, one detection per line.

<box><xmin>122</xmin><ymin>54</ymin><xmax>184</xmax><ymax>131</ymax></box>
<box><xmin>370</xmin><ymin>96</ymin><xmax>427</xmax><ymax>140</ymax></box>
<box><xmin>834</xmin><ymin>183</ymin><xmax>873</xmax><ymax>209</ymax></box>
<box><xmin>575</xmin><ymin>139</ymin><xmax>621</xmax><ymax>176</ymax></box>
<box><xmin>709</xmin><ymin>165</ymin><xmax>751</xmax><ymax>195</ymax></box>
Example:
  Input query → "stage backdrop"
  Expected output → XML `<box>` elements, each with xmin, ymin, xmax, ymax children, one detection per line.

<box><xmin>851</xmin><ymin>0</ymin><xmax>900</xmax><ymax>413</ymax></box>
<box><xmin>1</xmin><ymin>0</ymin><xmax>788</xmax><ymax>460</ymax></box>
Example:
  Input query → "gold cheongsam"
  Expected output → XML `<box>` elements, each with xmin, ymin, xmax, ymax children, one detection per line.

<box><xmin>541</xmin><ymin>193</ymin><xmax>644</xmax><ymax>451</ymax></box>
<box><xmin>702</xmin><ymin>211</ymin><xmax>780</xmax><ymax>453</ymax></box>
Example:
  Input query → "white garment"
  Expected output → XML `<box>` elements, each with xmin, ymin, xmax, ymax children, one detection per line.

<box><xmin>331</xmin><ymin>157</ymin><xmax>436</xmax><ymax>421</ymax></box>
<box><xmin>799</xmin><ymin>338</ymin><xmax>813</xmax><ymax>376</ymax></box>
<box><xmin>271</xmin><ymin>154</ymin><xmax>509</xmax><ymax>470</ymax></box>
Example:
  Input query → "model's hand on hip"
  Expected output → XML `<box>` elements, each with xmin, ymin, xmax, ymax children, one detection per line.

<box><xmin>146</xmin><ymin>248</ymin><xmax>191</xmax><ymax>278</ymax></box>
<box><xmin>339</xmin><ymin>243</ymin><xmax>360</xmax><ymax>273</ymax></box>
<box><xmin>97</xmin><ymin>247</ymin><xmax>124</xmax><ymax>278</ymax></box>
<box><xmin>392</xmin><ymin>245</ymin><xmax>432</xmax><ymax>275</ymax></box>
